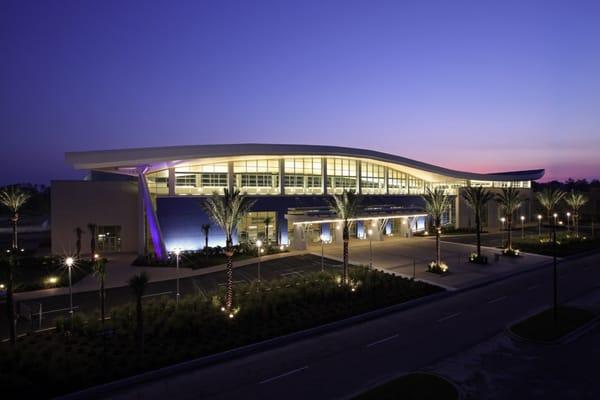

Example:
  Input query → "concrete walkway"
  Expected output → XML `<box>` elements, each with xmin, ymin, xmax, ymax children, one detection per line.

<box><xmin>14</xmin><ymin>250</ymin><xmax>307</xmax><ymax>302</ymax></box>
<box><xmin>309</xmin><ymin>236</ymin><xmax>552</xmax><ymax>290</ymax></box>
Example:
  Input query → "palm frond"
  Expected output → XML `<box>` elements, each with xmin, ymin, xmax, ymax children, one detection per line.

<box><xmin>0</xmin><ymin>187</ymin><xmax>31</xmax><ymax>212</ymax></box>
<box><xmin>328</xmin><ymin>190</ymin><xmax>362</xmax><ymax>220</ymax></box>
<box><xmin>202</xmin><ymin>189</ymin><xmax>256</xmax><ymax>241</ymax></box>
<box><xmin>496</xmin><ymin>187</ymin><xmax>523</xmax><ymax>216</ymax></box>
<box><xmin>536</xmin><ymin>187</ymin><xmax>566</xmax><ymax>214</ymax></box>
<box><xmin>565</xmin><ymin>190</ymin><xmax>588</xmax><ymax>212</ymax></box>
<box><xmin>422</xmin><ymin>187</ymin><xmax>451</xmax><ymax>222</ymax></box>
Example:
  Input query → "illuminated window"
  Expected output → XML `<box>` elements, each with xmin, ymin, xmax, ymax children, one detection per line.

<box><xmin>234</xmin><ymin>159</ymin><xmax>280</xmax><ymax>194</ymax></box>
<box><xmin>327</xmin><ymin>158</ymin><xmax>357</xmax><ymax>194</ymax></box>
<box><xmin>361</xmin><ymin>162</ymin><xmax>386</xmax><ymax>194</ymax></box>
<box><xmin>284</xmin><ymin>157</ymin><xmax>323</xmax><ymax>194</ymax></box>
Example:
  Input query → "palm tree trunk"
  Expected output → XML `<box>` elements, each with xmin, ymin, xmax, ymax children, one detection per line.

<box><xmin>6</xmin><ymin>257</ymin><xmax>16</xmax><ymax>345</ymax></box>
<box><xmin>507</xmin><ymin>218</ymin><xmax>512</xmax><ymax>250</ymax></box>
<box><xmin>11</xmin><ymin>214</ymin><xmax>18</xmax><ymax>249</ymax></box>
<box><xmin>343</xmin><ymin>222</ymin><xmax>349</xmax><ymax>285</ymax></box>
<box><xmin>205</xmin><ymin>235</ymin><xmax>209</xmax><ymax>251</ymax></box>
<box><xmin>436</xmin><ymin>227</ymin><xmax>441</xmax><ymax>266</ymax></box>
<box><xmin>225</xmin><ymin>236</ymin><xmax>233</xmax><ymax>310</ymax></box>
<box><xmin>475</xmin><ymin>210</ymin><xmax>481</xmax><ymax>257</ymax></box>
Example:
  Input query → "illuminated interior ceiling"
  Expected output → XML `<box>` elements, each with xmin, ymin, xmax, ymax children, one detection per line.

<box><xmin>66</xmin><ymin>143</ymin><xmax>545</xmax><ymax>182</ymax></box>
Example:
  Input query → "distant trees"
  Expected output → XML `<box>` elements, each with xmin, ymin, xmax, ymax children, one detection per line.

<box><xmin>75</xmin><ymin>227</ymin><xmax>83</xmax><ymax>257</ymax></box>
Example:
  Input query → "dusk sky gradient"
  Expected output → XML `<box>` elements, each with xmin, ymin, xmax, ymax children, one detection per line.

<box><xmin>1</xmin><ymin>0</ymin><xmax>599</xmax><ymax>185</ymax></box>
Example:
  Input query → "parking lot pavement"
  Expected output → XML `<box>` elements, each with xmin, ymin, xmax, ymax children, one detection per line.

<box><xmin>309</xmin><ymin>236</ymin><xmax>551</xmax><ymax>290</ymax></box>
<box><xmin>0</xmin><ymin>254</ymin><xmax>342</xmax><ymax>339</ymax></box>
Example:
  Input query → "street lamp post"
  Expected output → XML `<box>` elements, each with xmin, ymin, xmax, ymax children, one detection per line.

<box><xmin>65</xmin><ymin>257</ymin><xmax>74</xmax><ymax>319</ymax></box>
<box><xmin>520</xmin><ymin>216</ymin><xmax>525</xmax><ymax>239</ymax></box>
<box><xmin>256</xmin><ymin>240</ymin><xmax>263</xmax><ymax>282</ymax></box>
<box><xmin>173</xmin><ymin>248</ymin><xmax>181</xmax><ymax>306</ymax></box>
<box><xmin>500</xmin><ymin>217</ymin><xmax>506</xmax><ymax>248</ymax></box>
<box><xmin>566</xmin><ymin>212</ymin><xmax>571</xmax><ymax>233</ymax></box>
<box><xmin>367</xmin><ymin>229</ymin><xmax>373</xmax><ymax>270</ymax></box>
<box><xmin>537</xmin><ymin>214</ymin><xmax>542</xmax><ymax>237</ymax></box>
<box><xmin>552</xmin><ymin>213</ymin><xmax>558</xmax><ymax>322</ymax></box>
<box><xmin>319</xmin><ymin>233</ymin><xmax>326</xmax><ymax>272</ymax></box>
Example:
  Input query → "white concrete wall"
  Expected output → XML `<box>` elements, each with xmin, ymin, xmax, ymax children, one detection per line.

<box><xmin>51</xmin><ymin>180</ymin><xmax>139</xmax><ymax>255</ymax></box>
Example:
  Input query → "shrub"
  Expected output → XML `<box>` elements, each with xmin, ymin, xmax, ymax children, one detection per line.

<box><xmin>427</xmin><ymin>261</ymin><xmax>449</xmax><ymax>274</ymax></box>
<box><xmin>468</xmin><ymin>253</ymin><xmax>488</xmax><ymax>264</ymax></box>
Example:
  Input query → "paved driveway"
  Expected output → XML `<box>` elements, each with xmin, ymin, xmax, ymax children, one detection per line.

<box><xmin>309</xmin><ymin>236</ymin><xmax>551</xmax><ymax>289</ymax></box>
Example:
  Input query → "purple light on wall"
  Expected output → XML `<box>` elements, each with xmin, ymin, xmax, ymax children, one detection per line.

<box><xmin>138</xmin><ymin>171</ymin><xmax>166</xmax><ymax>259</ymax></box>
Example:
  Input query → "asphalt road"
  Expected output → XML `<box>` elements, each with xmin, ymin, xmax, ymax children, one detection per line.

<box><xmin>0</xmin><ymin>254</ymin><xmax>342</xmax><ymax>339</ymax></box>
<box><xmin>105</xmin><ymin>251</ymin><xmax>600</xmax><ymax>400</ymax></box>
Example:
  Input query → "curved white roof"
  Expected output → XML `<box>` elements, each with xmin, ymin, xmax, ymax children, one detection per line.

<box><xmin>66</xmin><ymin>143</ymin><xmax>544</xmax><ymax>182</ymax></box>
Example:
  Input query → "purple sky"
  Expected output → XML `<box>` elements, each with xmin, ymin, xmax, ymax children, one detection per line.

<box><xmin>1</xmin><ymin>1</ymin><xmax>599</xmax><ymax>185</ymax></box>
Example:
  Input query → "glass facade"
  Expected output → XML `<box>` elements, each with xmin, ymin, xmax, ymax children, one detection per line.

<box><xmin>234</xmin><ymin>159</ymin><xmax>280</xmax><ymax>195</ymax></box>
<box><xmin>174</xmin><ymin>163</ymin><xmax>228</xmax><ymax>195</ymax></box>
<box><xmin>237</xmin><ymin>211</ymin><xmax>277</xmax><ymax>244</ymax></box>
<box><xmin>144</xmin><ymin>156</ymin><xmax>532</xmax><ymax>197</ymax></box>
<box><xmin>327</xmin><ymin>157</ymin><xmax>358</xmax><ymax>194</ymax></box>
<box><xmin>284</xmin><ymin>157</ymin><xmax>323</xmax><ymax>195</ymax></box>
<box><xmin>97</xmin><ymin>225</ymin><xmax>122</xmax><ymax>252</ymax></box>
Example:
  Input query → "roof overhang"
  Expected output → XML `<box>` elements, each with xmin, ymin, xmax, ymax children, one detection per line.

<box><xmin>65</xmin><ymin>143</ymin><xmax>545</xmax><ymax>182</ymax></box>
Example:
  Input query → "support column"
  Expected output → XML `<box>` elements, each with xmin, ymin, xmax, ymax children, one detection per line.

<box><xmin>357</xmin><ymin>160</ymin><xmax>362</xmax><ymax>194</ymax></box>
<box><xmin>137</xmin><ymin>170</ymin><xmax>167</xmax><ymax>260</ymax></box>
<box><xmin>279</xmin><ymin>158</ymin><xmax>285</xmax><ymax>195</ymax></box>
<box><xmin>384</xmin><ymin>167</ymin><xmax>389</xmax><ymax>195</ymax></box>
<box><xmin>227</xmin><ymin>161</ymin><xmax>234</xmax><ymax>192</ymax></box>
<box><xmin>322</xmin><ymin>157</ymin><xmax>328</xmax><ymax>195</ymax></box>
<box><xmin>168</xmin><ymin>167</ymin><xmax>175</xmax><ymax>196</ymax></box>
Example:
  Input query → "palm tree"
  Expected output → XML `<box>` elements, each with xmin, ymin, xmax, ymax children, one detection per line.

<box><xmin>128</xmin><ymin>272</ymin><xmax>148</xmax><ymax>354</ymax></box>
<box><xmin>0</xmin><ymin>187</ymin><xmax>31</xmax><ymax>249</ymax></box>
<box><xmin>536</xmin><ymin>187</ymin><xmax>566</xmax><ymax>227</ymax></box>
<box><xmin>462</xmin><ymin>186</ymin><xmax>494</xmax><ymax>259</ymax></box>
<box><xmin>565</xmin><ymin>191</ymin><xmax>588</xmax><ymax>237</ymax></box>
<box><xmin>75</xmin><ymin>227</ymin><xmax>83</xmax><ymax>257</ymax></box>
<box><xmin>87</xmin><ymin>223</ymin><xmax>97</xmax><ymax>260</ymax></box>
<box><xmin>203</xmin><ymin>189</ymin><xmax>255</xmax><ymax>311</ymax></box>
<box><xmin>93</xmin><ymin>257</ymin><xmax>107</xmax><ymax>326</ymax></box>
<box><xmin>263</xmin><ymin>216</ymin><xmax>273</xmax><ymax>246</ymax></box>
<box><xmin>422</xmin><ymin>188</ymin><xmax>451</xmax><ymax>267</ymax></box>
<box><xmin>201</xmin><ymin>223</ymin><xmax>211</xmax><ymax>251</ymax></box>
<box><xmin>328</xmin><ymin>190</ymin><xmax>362</xmax><ymax>285</ymax></box>
<box><xmin>496</xmin><ymin>188</ymin><xmax>522</xmax><ymax>251</ymax></box>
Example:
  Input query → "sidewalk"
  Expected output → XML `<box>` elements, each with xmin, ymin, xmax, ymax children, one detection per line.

<box><xmin>14</xmin><ymin>250</ymin><xmax>307</xmax><ymax>302</ymax></box>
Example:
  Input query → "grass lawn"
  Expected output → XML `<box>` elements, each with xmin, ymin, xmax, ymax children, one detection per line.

<box><xmin>510</xmin><ymin>306</ymin><xmax>595</xmax><ymax>342</ymax></box>
<box><xmin>0</xmin><ymin>256</ymin><xmax>94</xmax><ymax>292</ymax></box>
<box><xmin>0</xmin><ymin>266</ymin><xmax>443</xmax><ymax>397</ymax></box>
<box><xmin>353</xmin><ymin>373</ymin><xmax>459</xmax><ymax>400</ymax></box>
<box><xmin>512</xmin><ymin>234</ymin><xmax>600</xmax><ymax>257</ymax></box>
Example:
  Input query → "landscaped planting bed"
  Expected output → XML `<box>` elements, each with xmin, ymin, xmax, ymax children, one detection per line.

<box><xmin>510</xmin><ymin>305</ymin><xmax>595</xmax><ymax>342</ymax></box>
<box><xmin>353</xmin><ymin>372</ymin><xmax>459</xmax><ymax>400</ymax></box>
<box><xmin>512</xmin><ymin>234</ymin><xmax>600</xmax><ymax>257</ymax></box>
<box><xmin>0</xmin><ymin>255</ymin><xmax>94</xmax><ymax>292</ymax></box>
<box><xmin>0</xmin><ymin>266</ymin><xmax>443</xmax><ymax>396</ymax></box>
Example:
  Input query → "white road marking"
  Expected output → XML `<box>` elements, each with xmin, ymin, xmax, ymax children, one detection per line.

<box><xmin>366</xmin><ymin>334</ymin><xmax>399</xmax><ymax>348</ymax></box>
<box><xmin>142</xmin><ymin>291</ymin><xmax>173</xmax><ymax>299</ymax></box>
<box><xmin>437</xmin><ymin>312</ymin><xmax>461</xmax><ymax>322</ymax></box>
<box><xmin>487</xmin><ymin>296</ymin><xmax>507</xmax><ymax>304</ymax></box>
<box><xmin>259</xmin><ymin>366</ymin><xmax>308</xmax><ymax>384</ymax></box>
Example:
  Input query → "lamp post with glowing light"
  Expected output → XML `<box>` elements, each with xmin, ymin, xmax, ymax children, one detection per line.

<box><xmin>520</xmin><ymin>216</ymin><xmax>525</xmax><ymax>239</ymax></box>
<box><xmin>319</xmin><ymin>233</ymin><xmax>326</xmax><ymax>272</ymax></box>
<box><xmin>566</xmin><ymin>212</ymin><xmax>571</xmax><ymax>233</ymax></box>
<box><xmin>256</xmin><ymin>240</ymin><xmax>263</xmax><ymax>282</ymax></box>
<box><xmin>173</xmin><ymin>248</ymin><xmax>181</xmax><ymax>305</ymax></box>
<box><xmin>65</xmin><ymin>256</ymin><xmax>75</xmax><ymax>318</ymax></box>
<box><xmin>537</xmin><ymin>214</ymin><xmax>542</xmax><ymax>237</ymax></box>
